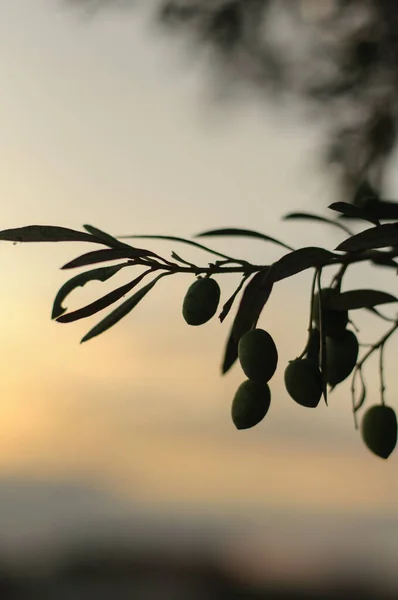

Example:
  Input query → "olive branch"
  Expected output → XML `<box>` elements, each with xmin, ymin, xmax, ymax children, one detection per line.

<box><xmin>2</xmin><ymin>201</ymin><xmax>398</xmax><ymax>458</ymax></box>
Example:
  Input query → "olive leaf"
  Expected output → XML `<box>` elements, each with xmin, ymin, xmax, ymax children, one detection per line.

<box><xmin>222</xmin><ymin>269</ymin><xmax>273</xmax><ymax>374</ymax></box>
<box><xmin>336</xmin><ymin>223</ymin><xmax>398</xmax><ymax>252</ymax></box>
<box><xmin>83</xmin><ymin>224</ymin><xmax>135</xmax><ymax>250</ymax></box>
<box><xmin>268</xmin><ymin>247</ymin><xmax>336</xmax><ymax>283</ymax></box>
<box><xmin>61</xmin><ymin>248</ymin><xmax>147</xmax><ymax>269</ymax></box>
<box><xmin>56</xmin><ymin>269</ymin><xmax>153</xmax><ymax>324</ymax></box>
<box><xmin>170</xmin><ymin>252</ymin><xmax>197</xmax><ymax>268</ymax></box>
<box><xmin>283</xmin><ymin>212</ymin><xmax>353</xmax><ymax>235</ymax></box>
<box><xmin>370</xmin><ymin>253</ymin><xmax>398</xmax><ymax>269</ymax></box>
<box><xmin>52</xmin><ymin>263</ymin><xmax>129</xmax><ymax>319</ymax></box>
<box><xmin>328</xmin><ymin>202</ymin><xmax>381</xmax><ymax>227</ymax></box>
<box><xmin>117</xmin><ymin>234</ymin><xmax>241</xmax><ymax>262</ymax></box>
<box><xmin>218</xmin><ymin>273</ymin><xmax>251</xmax><ymax>323</ymax></box>
<box><xmin>195</xmin><ymin>227</ymin><xmax>294</xmax><ymax>251</ymax></box>
<box><xmin>316</xmin><ymin>273</ymin><xmax>328</xmax><ymax>406</ymax></box>
<box><xmin>0</xmin><ymin>225</ymin><xmax>101</xmax><ymax>244</ymax></box>
<box><xmin>327</xmin><ymin>289</ymin><xmax>397</xmax><ymax>311</ymax></box>
<box><xmin>80</xmin><ymin>273</ymin><xmax>168</xmax><ymax>343</ymax></box>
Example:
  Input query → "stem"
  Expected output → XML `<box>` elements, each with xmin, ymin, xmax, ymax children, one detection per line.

<box><xmin>351</xmin><ymin>371</ymin><xmax>359</xmax><ymax>430</ymax></box>
<box><xmin>127</xmin><ymin>257</ymin><xmax>266</xmax><ymax>276</ymax></box>
<box><xmin>379</xmin><ymin>343</ymin><xmax>386</xmax><ymax>406</ymax></box>
<box><xmin>331</xmin><ymin>263</ymin><xmax>348</xmax><ymax>290</ymax></box>
<box><xmin>368</xmin><ymin>307</ymin><xmax>397</xmax><ymax>323</ymax></box>
<box><xmin>356</xmin><ymin>321</ymin><xmax>398</xmax><ymax>371</ymax></box>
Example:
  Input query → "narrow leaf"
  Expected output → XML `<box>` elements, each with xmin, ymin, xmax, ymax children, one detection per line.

<box><xmin>218</xmin><ymin>274</ymin><xmax>250</xmax><ymax>323</ymax></box>
<box><xmin>117</xmin><ymin>234</ymin><xmax>240</xmax><ymax>261</ymax></box>
<box><xmin>317</xmin><ymin>273</ymin><xmax>328</xmax><ymax>405</ymax></box>
<box><xmin>268</xmin><ymin>247</ymin><xmax>335</xmax><ymax>283</ymax></box>
<box><xmin>328</xmin><ymin>202</ymin><xmax>380</xmax><ymax>226</ymax></box>
<box><xmin>83</xmin><ymin>224</ymin><xmax>135</xmax><ymax>250</ymax></box>
<box><xmin>196</xmin><ymin>228</ymin><xmax>294</xmax><ymax>251</ymax></box>
<box><xmin>62</xmin><ymin>248</ymin><xmax>146</xmax><ymax>269</ymax></box>
<box><xmin>370</xmin><ymin>253</ymin><xmax>398</xmax><ymax>269</ymax></box>
<box><xmin>222</xmin><ymin>333</ymin><xmax>240</xmax><ymax>376</ymax></box>
<box><xmin>222</xmin><ymin>269</ymin><xmax>273</xmax><ymax>374</ymax></box>
<box><xmin>283</xmin><ymin>212</ymin><xmax>353</xmax><ymax>235</ymax></box>
<box><xmin>52</xmin><ymin>263</ymin><xmax>128</xmax><ymax>319</ymax></box>
<box><xmin>336</xmin><ymin>223</ymin><xmax>398</xmax><ymax>252</ymax></box>
<box><xmin>328</xmin><ymin>289</ymin><xmax>397</xmax><ymax>311</ymax></box>
<box><xmin>0</xmin><ymin>225</ymin><xmax>101</xmax><ymax>244</ymax></box>
<box><xmin>170</xmin><ymin>252</ymin><xmax>197</xmax><ymax>268</ymax></box>
<box><xmin>56</xmin><ymin>269</ymin><xmax>153</xmax><ymax>323</ymax></box>
<box><xmin>80</xmin><ymin>273</ymin><xmax>167</xmax><ymax>343</ymax></box>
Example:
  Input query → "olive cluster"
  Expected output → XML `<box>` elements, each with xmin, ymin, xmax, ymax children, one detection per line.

<box><xmin>182</xmin><ymin>277</ymin><xmax>275</xmax><ymax>429</ymax></box>
<box><xmin>182</xmin><ymin>278</ymin><xmax>397</xmax><ymax>459</ymax></box>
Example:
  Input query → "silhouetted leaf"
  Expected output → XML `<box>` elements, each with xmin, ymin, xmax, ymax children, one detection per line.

<box><xmin>56</xmin><ymin>269</ymin><xmax>153</xmax><ymax>323</ymax></box>
<box><xmin>336</xmin><ymin>223</ymin><xmax>398</xmax><ymax>252</ymax></box>
<box><xmin>370</xmin><ymin>253</ymin><xmax>398</xmax><ymax>269</ymax></box>
<box><xmin>117</xmin><ymin>234</ymin><xmax>239</xmax><ymax>261</ymax></box>
<box><xmin>222</xmin><ymin>333</ymin><xmax>240</xmax><ymax>376</ymax></box>
<box><xmin>80</xmin><ymin>273</ymin><xmax>168</xmax><ymax>343</ymax></box>
<box><xmin>0</xmin><ymin>225</ymin><xmax>100</xmax><ymax>244</ymax></box>
<box><xmin>195</xmin><ymin>228</ymin><xmax>294</xmax><ymax>251</ymax></box>
<box><xmin>170</xmin><ymin>252</ymin><xmax>197</xmax><ymax>268</ymax></box>
<box><xmin>327</xmin><ymin>289</ymin><xmax>397</xmax><ymax>311</ymax></box>
<box><xmin>83</xmin><ymin>224</ymin><xmax>134</xmax><ymax>250</ymax></box>
<box><xmin>316</xmin><ymin>275</ymin><xmax>328</xmax><ymax>405</ymax></box>
<box><xmin>218</xmin><ymin>274</ymin><xmax>250</xmax><ymax>323</ymax></box>
<box><xmin>52</xmin><ymin>264</ymin><xmax>128</xmax><ymax>320</ymax></box>
<box><xmin>328</xmin><ymin>202</ymin><xmax>380</xmax><ymax>226</ymax></box>
<box><xmin>269</xmin><ymin>247</ymin><xmax>335</xmax><ymax>282</ymax></box>
<box><xmin>222</xmin><ymin>269</ymin><xmax>273</xmax><ymax>374</ymax></box>
<box><xmin>283</xmin><ymin>212</ymin><xmax>353</xmax><ymax>235</ymax></box>
<box><xmin>62</xmin><ymin>248</ymin><xmax>148</xmax><ymax>269</ymax></box>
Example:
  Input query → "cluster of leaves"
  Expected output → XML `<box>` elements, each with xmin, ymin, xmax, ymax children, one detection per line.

<box><xmin>157</xmin><ymin>0</ymin><xmax>398</xmax><ymax>214</ymax></box>
<box><xmin>3</xmin><ymin>200</ymin><xmax>398</xmax><ymax>458</ymax></box>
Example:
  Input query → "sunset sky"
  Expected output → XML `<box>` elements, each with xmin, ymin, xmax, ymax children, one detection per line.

<box><xmin>0</xmin><ymin>0</ymin><xmax>398</xmax><ymax>588</ymax></box>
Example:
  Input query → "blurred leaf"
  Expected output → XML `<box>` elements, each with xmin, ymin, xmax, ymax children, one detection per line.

<box><xmin>62</xmin><ymin>248</ymin><xmax>147</xmax><ymax>269</ymax></box>
<box><xmin>222</xmin><ymin>269</ymin><xmax>273</xmax><ymax>374</ymax></box>
<box><xmin>52</xmin><ymin>264</ymin><xmax>128</xmax><ymax>319</ymax></box>
<box><xmin>117</xmin><ymin>234</ymin><xmax>240</xmax><ymax>261</ymax></box>
<box><xmin>195</xmin><ymin>227</ymin><xmax>294</xmax><ymax>251</ymax></box>
<box><xmin>328</xmin><ymin>202</ymin><xmax>380</xmax><ymax>226</ymax></box>
<box><xmin>0</xmin><ymin>225</ymin><xmax>100</xmax><ymax>244</ymax></box>
<box><xmin>80</xmin><ymin>273</ymin><xmax>168</xmax><ymax>343</ymax></box>
<box><xmin>283</xmin><ymin>212</ymin><xmax>353</xmax><ymax>235</ymax></box>
<box><xmin>335</xmin><ymin>223</ymin><xmax>398</xmax><ymax>252</ymax></box>
<box><xmin>83</xmin><ymin>224</ymin><xmax>135</xmax><ymax>250</ymax></box>
<box><xmin>327</xmin><ymin>289</ymin><xmax>397</xmax><ymax>311</ymax></box>
<box><xmin>57</xmin><ymin>269</ymin><xmax>153</xmax><ymax>323</ymax></box>
<box><xmin>218</xmin><ymin>274</ymin><xmax>250</xmax><ymax>323</ymax></box>
<box><xmin>353</xmin><ymin>180</ymin><xmax>380</xmax><ymax>207</ymax></box>
<box><xmin>269</xmin><ymin>247</ymin><xmax>335</xmax><ymax>282</ymax></box>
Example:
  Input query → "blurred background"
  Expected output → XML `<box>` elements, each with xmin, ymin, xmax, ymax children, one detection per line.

<box><xmin>0</xmin><ymin>0</ymin><xmax>398</xmax><ymax>597</ymax></box>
